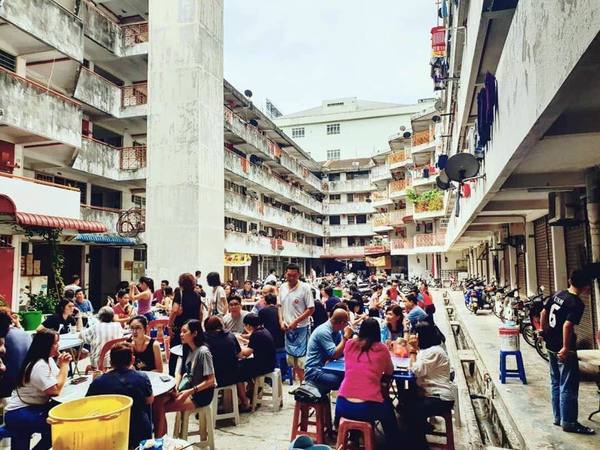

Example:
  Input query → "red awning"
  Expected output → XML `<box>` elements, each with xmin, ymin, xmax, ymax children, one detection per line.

<box><xmin>15</xmin><ymin>212</ymin><xmax>107</xmax><ymax>233</ymax></box>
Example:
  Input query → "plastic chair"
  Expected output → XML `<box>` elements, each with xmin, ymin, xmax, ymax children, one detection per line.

<box><xmin>251</xmin><ymin>369</ymin><xmax>283</xmax><ymax>412</ymax></box>
<box><xmin>211</xmin><ymin>384</ymin><xmax>240</xmax><ymax>427</ymax></box>
<box><xmin>173</xmin><ymin>404</ymin><xmax>215</xmax><ymax>450</ymax></box>
<box><xmin>335</xmin><ymin>418</ymin><xmax>375</xmax><ymax>450</ymax></box>
<box><xmin>499</xmin><ymin>350</ymin><xmax>527</xmax><ymax>384</ymax></box>
<box><xmin>94</xmin><ymin>337</ymin><xmax>129</xmax><ymax>372</ymax></box>
<box><xmin>147</xmin><ymin>319</ymin><xmax>170</xmax><ymax>361</ymax></box>
<box><xmin>425</xmin><ymin>410</ymin><xmax>455</xmax><ymax>450</ymax></box>
<box><xmin>290</xmin><ymin>397</ymin><xmax>332</xmax><ymax>444</ymax></box>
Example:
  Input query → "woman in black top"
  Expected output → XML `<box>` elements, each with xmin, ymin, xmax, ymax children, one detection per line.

<box><xmin>38</xmin><ymin>299</ymin><xmax>82</xmax><ymax>334</ymax></box>
<box><xmin>168</xmin><ymin>273</ymin><xmax>204</xmax><ymax>375</ymax></box>
<box><xmin>128</xmin><ymin>315</ymin><xmax>162</xmax><ymax>372</ymax></box>
<box><xmin>237</xmin><ymin>313</ymin><xmax>276</xmax><ymax>410</ymax></box>
<box><xmin>204</xmin><ymin>316</ymin><xmax>242</xmax><ymax>387</ymax></box>
<box><xmin>258</xmin><ymin>294</ymin><xmax>284</xmax><ymax>350</ymax></box>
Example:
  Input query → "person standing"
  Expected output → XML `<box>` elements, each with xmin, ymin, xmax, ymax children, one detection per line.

<box><xmin>540</xmin><ymin>270</ymin><xmax>595</xmax><ymax>435</ymax></box>
<box><xmin>264</xmin><ymin>269</ymin><xmax>278</xmax><ymax>285</ymax></box>
<box><xmin>279</xmin><ymin>263</ymin><xmax>315</xmax><ymax>382</ymax></box>
<box><xmin>207</xmin><ymin>272</ymin><xmax>228</xmax><ymax>317</ymax></box>
<box><xmin>63</xmin><ymin>274</ymin><xmax>81</xmax><ymax>294</ymax></box>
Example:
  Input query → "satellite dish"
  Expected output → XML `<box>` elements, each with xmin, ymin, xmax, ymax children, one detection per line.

<box><xmin>399</xmin><ymin>126</ymin><xmax>406</xmax><ymax>132</ymax></box>
<box><xmin>249</xmin><ymin>119</ymin><xmax>258</xmax><ymax>127</ymax></box>
<box><xmin>403</xmin><ymin>131</ymin><xmax>412</xmax><ymax>139</ymax></box>
<box><xmin>444</xmin><ymin>152</ymin><xmax>480</xmax><ymax>182</ymax></box>
<box><xmin>434</xmin><ymin>98</ymin><xmax>443</xmax><ymax>112</ymax></box>
<box><xmin>432</xmin><ymin>115</ymin><xmax>442</xmax><ymax>123</ymax></box>
<box><xmin>244</xmin><ymin>89</ymin><xmax>253</xmax><ymax>98</ymax></box>
<box><xmin>435</xmin><ymin>170</ymin><xmax>451</xmax><ymax>190</ymax></box>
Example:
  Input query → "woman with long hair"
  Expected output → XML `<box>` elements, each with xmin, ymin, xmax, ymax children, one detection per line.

<box><xmin>38</xmin><ymin>299</ymin><xmax>82</xmax><ymax>334</ymax></box>
<box><xmin>4</xmin><ymin>329</ymin><xmax>72</xmax><ymax>450</ymax></box>
<box><xmin>112</xmin><ymin>289</ymin><xmax>133</xmax><ymax>325</ymax></box>
<box><xmin>130</xmin><ymin>276</ymin><xmax>154</xmax><ymax>321</ymax></box>
<box><xmin>154</xmin><ymin>319</ymin><xmax>216</xmax><ymax>437</ymax></box>
<box><xmin>382</xmin><ymin>304</ymin><xmax>404</xmax><ymax>342</ymax></box>
<box><xmin>168</xmin><ymin>273</ymin><xmax>204</xmax><ymax>376</ymax></box>
<box><xmin>335</xmin><ymin>318</ymin><xmax>399</xmax><ymax>450</ymax></box>
<box><xmin>207</xmin><ymin>272</ymin><xmax>228</xmax><ymax>317</ymax></box>
<box><xmin>127</xmin><ymin>315</ymin><xmax>163</xmax><ymax>373</ymax></box>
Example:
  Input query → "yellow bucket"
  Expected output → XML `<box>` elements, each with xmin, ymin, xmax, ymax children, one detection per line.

<box><xmin>48</xmin><ymin>395</ymin><xmax>133</xmax><ymax>450</ymax></box>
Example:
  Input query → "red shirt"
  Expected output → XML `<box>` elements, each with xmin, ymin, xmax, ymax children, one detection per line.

<box><xmin>388</xmin><ymin>287</ymin><xmax>399</xmax><ymax>301</ymax></box>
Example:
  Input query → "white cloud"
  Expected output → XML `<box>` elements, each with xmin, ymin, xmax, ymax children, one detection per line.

<box><xmin>224</xmin><ymin>0</ymin><xmax>437</xmax><ymax>114</ymax></box>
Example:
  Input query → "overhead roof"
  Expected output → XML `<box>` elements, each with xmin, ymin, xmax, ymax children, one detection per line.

<box><xmin>322</xmin><ymin>157</ymin><xmax>375</xmax><ymax>172</ymax></box>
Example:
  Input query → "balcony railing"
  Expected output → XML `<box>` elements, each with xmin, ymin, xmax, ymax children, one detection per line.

<box><xmin>122</xmin><ymin>22</ymin><xmax>148</xmax><ymax>47</ymax></box>
<box><xmin>120</xmin><ymin>146</ymin><xmax>147</xmax><ymax>170</ymax></box>
<box><xmin>326</xmin><ymin>223</ymin><xmax>373</xmax><ymax>237</ymax></box>
<box><xmin>322</xmin><ymin>246</ymin><xmax>365</xmax><ymax>258</ymax></box>
<box><xmin>121</xmin><ymin>83</ymin><xmax>147</xmax><ymax>107</ymax></box>
<box><xmin>370</xmin><ymin>164</ymin><xmax>391</xmax><ymax>181</ymax></box>
<box><xmin>388</xmin><ymin>209</ymin><xmax>406</xmax><ymax>226</ymax></box>
<box><xmin>325</xmin><ymin>178</ymin><xmax>373</xmax><ymax>193</ymax></box>
<box><xmin>389</xmin><ymin>179</ymin><xmax>407</xmax><ymax>194</ymax></box>
<box><xmin>412</xmin><ymin>129</ymin><xmax>432</xmax><ymax>146</ymax></box>
<box><xmin>0</xmin><ymin>66</ymin><xmax>80</xmax><ymax>107</ymax></box>
<box><xmin>279</xmin><ymin>153</ymin><xmax>322</xmax><ymax>191</ymax></box>
<box><xmin>224</xmin><ymin>149</ymin><xmax>322</xmax><ymax>213</ymax></box>
<box><xmin>414</xmin><ymin>233</ymin><xmax>446</xmax><ymax>247</ymax></box>
<box><xmin>372</xmin><ymin>213</ymin><xmax>389</xmax><ymax>228</ymax></box>
<box><xmin>410</xmin><ymin>167</ymin><xmax>438</xmax><ymax>184</ymax></box>
<box><xmin>323</xmin><ymin>202</ymin><xmax>373</xmax><ymax>215</ymax></box>
<box><xmin>391</xmin><ymin>238</ymin><xmax>413</xmax><ymax>250</ymax></box>
<box><xmin>388</xmin><ymin>150</ymin><xmax>410</xmax><ymax>166</ymax></box>
<box><xmin>225</xmin><ymin>230</ymin><xmax>322</xmax><ymax>258</ymax></box>
<box><xmin>224</xmin><ymin>106</ymin><xmax>272</xmax><ymax>160</ymax></box>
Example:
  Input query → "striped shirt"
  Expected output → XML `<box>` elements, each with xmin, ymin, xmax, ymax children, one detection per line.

<box><xmin>81</xmin><ymin>322</ymin><xmax>124</xmax><ymax>367</ymax></box>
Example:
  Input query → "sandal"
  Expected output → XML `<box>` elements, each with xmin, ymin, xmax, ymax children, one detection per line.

<box><xmin>563</xmin><ymin>423</ymin><xmax>595</xmax><ymax>435</ymax></box>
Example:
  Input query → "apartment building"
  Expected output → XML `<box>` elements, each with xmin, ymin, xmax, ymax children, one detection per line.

<box><xmin>435</xmin><ymin>0</ymin><xmax>600</xmax><ymax>348</ymax></box>
<box><xmin>275</xmin><ymin>97</ymin><xmax>435</xmax><ymax>162</ymax></box>
<box><xmin>0</xmin><ymin>0</ymin><xmax>326</xmax><ymax>310</ymax></box>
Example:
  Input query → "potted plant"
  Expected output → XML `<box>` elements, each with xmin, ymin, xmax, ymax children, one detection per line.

<box><xmin>20</xmin><ymin>291</ymin><xmax>58</xmax><ymax>331</ymax></box>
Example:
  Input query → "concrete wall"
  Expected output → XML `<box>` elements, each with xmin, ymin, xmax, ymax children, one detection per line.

<box><xmin>0</xmin><ymin>70</ymin><xmax>81</xmax><ymax>147</ymax></box>
<box><xmin>446</xmin><ymin>0</ymin><xmax>600</xmax><ymax>247</ymax></box>
<box><xmin>78</xmin><ymin>0</ymin><xmax>121</xmax><ymax>55</ymax></box>
<box><xmin>146</xmin><ymin>0</ymin><xmax>225</xmax><ymax>282</ymax></box>
<box><xmin>0</xmin><ymin>0</ymin><xmax>84</xmax><ymax>62</ymax></box>
<box><xmin>225</xmin><ymin>232</ymin><xmax>322</xmax><ymax>259</ymax></box>
<box><xmin>73</xmin><ymin>69</ymin><xmax>121</xmax><ymax>117</ymax></box>
<box><xmin>72</xmin><ymin>138</ymin><xmax>146</xmax><ymax>181</ymax></box>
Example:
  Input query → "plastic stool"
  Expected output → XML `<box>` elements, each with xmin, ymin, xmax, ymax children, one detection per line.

<box><xmin>0</xmin><ymin>425</ymin><xmax>13</xmax><ymax>448</ymax></box>
<box><xmin>335</xmin><ymin>418</ymin><xmax>375</xmax><ymax>450</ymax></box>
<box><xmin>211</xmin><ymin>384</ymin><xmax>240</xmax><ymax>427</ymax></box>
<box><xmin>290</xmin><ymin>398</ymin><xmax>333</xmax><ymax>444</ymax></box>
<box><xmin>173</xmin><ymin>404</ymin><xmax>215</xmax><ymax>449</ymax></box>
<box><xmin>499</xmin><ymin>350</ymin><xmax>527</xmax><ymax>384</ymax></box>
<box><xmin>252</xmin><ymin>369</ymin><xmax>283</xmax><ymax>412</ymax></box>
<box><xmin>277</xmin><ymin>350</ymin><xmax>294</xmax><ymax>385</ymax></box>
<box><xmin>426</xmin><ymin>410</ymin><xmax>455</xmax><ymax>450</ymax></box>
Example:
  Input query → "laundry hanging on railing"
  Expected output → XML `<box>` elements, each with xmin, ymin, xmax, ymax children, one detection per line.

<box><xmin>476</xmin><ymin>72</ymin><xmax>498</xmax><ymax>153</ymax></box>
<box><xmin>430</xmin><ymin>57</ymin><xmax>449</xmax><ymax>91</ymax></box>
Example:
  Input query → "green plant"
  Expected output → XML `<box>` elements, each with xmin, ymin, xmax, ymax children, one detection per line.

<box><xmin>26</xmin><ymin>292</ymin><xmax>58</xmax><ymax>314</ymax></box>
<box><xmin>406</xmin><ymin>188</ymin><xmax>443</xmax><ymax>211</ymax></box>
<box><xmin>405</xmin><ymin>188</ymin><xmax>420</xmax><ymax>204</ymax></box>
<box><xmin>24</xmin><ymin>228</ymin><xmax>65</xmax><ymax>298</ymax></box>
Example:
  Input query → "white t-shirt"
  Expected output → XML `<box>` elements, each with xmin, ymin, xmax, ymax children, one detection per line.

<box><xmin>264</xmin><ymin>274</ymin><xmax>278</xmax><ymax>284</ymax></box>
<box><xmin>6</xmin><ymin>359</ymin><xmax>60</xmax><ymax>410</ymax></box>
<box><xmin>279</xmin><ymin>281</ymin><xmax>315</xmax><ymax>328</ymax></box>
<box><xmin>411</xmin><ymin>345</ymin><xmax>455</xmax><ymax>401</ymax></box>
<box><xmin>211</xmin><ymin>286</ymin><xmax>227</xmax><ymax>316</ymax></box>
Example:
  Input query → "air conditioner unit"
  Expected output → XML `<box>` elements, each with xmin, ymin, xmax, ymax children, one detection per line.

<box><xmin>548</xmin><ymin>192</ymin><xmax>579</xmax><ymax>226</ymax></box>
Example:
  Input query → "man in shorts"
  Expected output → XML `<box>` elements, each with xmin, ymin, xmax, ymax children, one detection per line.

<box><xmin>279</xmin><ymin>263</ymin><xmax>314</xmax><ymax>382</ymax></box>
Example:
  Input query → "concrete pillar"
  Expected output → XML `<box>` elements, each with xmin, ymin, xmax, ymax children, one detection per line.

<box><xmin>585</xmin><ymin>167</ymin><xmax>600</xmax><ymax>330</ymax></box>
<box><xmin>525</xmin><ymin>221</ymin><xmax>538</xmax><ymax>296</ymax></box>
<box><xmin>508</xmin><ymin>245</ymin><xmax>517</xmax><ymax>289</ymax></box>
<box><xmin>11</xmin><ymin>235</ymin><xmax>22</xmax><ymax>310</ymax></box>
<box><xmin>551</xmin><ymin>226</ymin><xmax>568</xmax><ymax>290</ymax></box>
<box><xmin>146</xmin><ymin>0</ymin><xmax>225</xmax><ymax>284</ymax></box>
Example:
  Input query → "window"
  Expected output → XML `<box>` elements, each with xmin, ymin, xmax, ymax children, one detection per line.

<box><xmin>326</xmin><ymin>149</ymin><xmax>341</xmax><ymax>160</ymax></box>
<box><xmin>346</xmin><ymin>193</ymin><xmax>354</xmax><ymax>202</ymax></box>
<box><xmin>131</xmin><ymin>195</ymin><xmax>146</xmax><ymax>209</ymax></box>
<box><xmin>329</xmin><ymin>194</ymin><xmax>341</xmax><ymax>203</ymax></box>
<box><xmin>291</xmin><ymin>127</ymin><xmax>305</xmax><ymax>138</ymax></box>
<box><xmin>327</xmin><ymin>123</ymin><xmax>340</xmax><ymax>135</ymax></box>
<box><xmin>0</xmin><ymin>49</ymin><xmax>16</xmax><ymax>72</ymax></box>
<box><xmin>329</xmin><ymin>216</ymin><xmax>341</xmax><ymax>225</ymax></box>
<box><xmin>328</xmin><ymin>173</ymin><xmax>340</xmax><ymax>181</ymax></box>
<box><xmin>356</xmin><ymin>214</ymin><xmax>367</xmax><ymax>224</ymax></box>
<box><xmin>347</xmin><ymin>215</ymin><xmax>356</xmax><ymax>225</ymax></box>
<box><xmin>36</xmin><ymin>173</ymin><xmax>87</xmax><ymax>204</ymax></box>
<box><xmin>225</xmin><ymin>217</ymin><xmax>247</xmax><ymax>233</ymax></box>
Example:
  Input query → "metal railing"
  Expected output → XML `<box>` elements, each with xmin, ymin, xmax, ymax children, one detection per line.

<box><xmin>391</xmin><ymin>238</ymin><xmax>413</xmax><ymax>250</ymax></box>
<box><xmin>389</xmin><ymin>179</ymin><xmax>407</xmax><ymax>193</ymax></box>
<box><xmin>414</xmin><ymin>233</ymin><xmax>446</xmax><ymax>247</ymax></box>
<box><xmin>121</xmin><ymin>83</ymin><xmax>147</xmax><ymax>107</ymax></box>
<box><xmin>388</xmin><ymin>150</ymin><xmax>410</xmax><ymax>165</ymax></box>
<box><xmin>412</xmin><ymin>129</ymin><xmax>432</xmax><ymax>146</ymax></box>
<box><xmin>120</xmin><ymin>146</ymin><xmax>147</xmax><ymax>170</ymax></box>
<box><xmin>371</xmin><ymin>164</ymin><xmax>390</xmax><ymax>179</ymax></box>
<box><xmin>122</xmin><ymin>22</ymin><xmax>148</xmax><ymax>47</ymax></box>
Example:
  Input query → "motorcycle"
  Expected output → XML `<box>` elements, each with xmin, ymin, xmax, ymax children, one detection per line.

<box><xmin>519</xmin><ymin>287</ymin><xmax>549</xmax><ymax>361</ymax></box>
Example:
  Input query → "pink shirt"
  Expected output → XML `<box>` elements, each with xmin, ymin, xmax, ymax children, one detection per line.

<box><xmin>338</xmin><ymin>340</ymin><xmax>393</xmax><ymax>403</ymax></box>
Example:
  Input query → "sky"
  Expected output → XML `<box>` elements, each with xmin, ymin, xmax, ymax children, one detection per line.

<box><xmin>224</xmin><ymin>0</ymin><xmax>437</xmax><ymax>116</ymax></box>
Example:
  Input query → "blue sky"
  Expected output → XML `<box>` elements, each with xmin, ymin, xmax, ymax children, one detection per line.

<box><xmin>224</xmin><ymin>0</ymin><xmax>437</xmax><ymax>115</ymax></box>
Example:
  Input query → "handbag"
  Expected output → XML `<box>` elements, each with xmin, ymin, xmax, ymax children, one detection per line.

<box><xmin>178</xmin><ymin>348</ymin><xmax>198</xmax><ymax>391</ymax></box>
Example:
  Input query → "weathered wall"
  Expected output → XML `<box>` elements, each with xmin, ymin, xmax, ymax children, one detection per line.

<box><xmin>72</xmin><ymin>138</ymin><xmax>146</xmax><ymax>181</ymax></box>
<box><xmin>0</xmin><ymin>70</ymin><xmax>81</xmax><ymax>147</ymax></box>
<box><xmin>146</xmin><ymin>0</ymin><xmax>225</xmax><ymax>281</ymax></box>
<box><xmin>73</xmin><ymin>69</ymin><xmax>121</xmax><ymax>116</ymax></box>
<box><xmin>0</xmin><ymin>0</ymin><xmax>84</xmax><ymax>61</ymax></box>
<box><xmin>78</xmin><ymin>0</ymin><xmax>121</xmax><ymax>55</ymax></box>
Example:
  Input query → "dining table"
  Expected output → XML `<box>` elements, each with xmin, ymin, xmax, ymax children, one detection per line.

<box><xmin>54</xmin><ymin>371</ymin><xmax>177</xmax><ymax>404</ymax></box>
<box><xmin>323</xmin><ymin>355</ymin><xmax>415</xmax><ymax>388</ymax></box>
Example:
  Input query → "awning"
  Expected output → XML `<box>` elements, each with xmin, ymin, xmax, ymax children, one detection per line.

<box><xmin>15</xmin><ymin>212</ymin><xmax>106</xmax><ymax>232</ymax></box>
<box><xmin>75</xmin><ymin>234</ymin><xmax>136</xmax><ymax>245</ymax></box>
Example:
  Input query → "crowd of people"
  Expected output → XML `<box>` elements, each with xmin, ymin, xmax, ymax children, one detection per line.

<box><xmin>0</xmin><ymin>265</ymin><xmax>456</xmax><ymax>450</ymax></box>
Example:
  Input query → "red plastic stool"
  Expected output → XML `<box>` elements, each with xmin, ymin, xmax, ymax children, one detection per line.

<box><xmin>290</xmin><ymin>399</ymin><xmax>333</xmax><ymax>444</ymax></box>
<box><xmin>425</xmin><ymin>410</ymin><xmax>455</xmax><ymax>450</ymax></box>
<box><xmin>335</xmin><ymin>418</ymin><xmax>375</xmax><ymax>450</ymax></box>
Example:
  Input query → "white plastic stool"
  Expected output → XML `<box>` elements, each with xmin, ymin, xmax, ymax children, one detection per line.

<box><xmin>174</xmin><ymin>404</ymin><xmax>215</xmax><ymax>449</ymax></box>
<box><xmin>251</xmin><ymin>369</ymin><xmax>283</xmax><ymax>413</ymax></box>
<box><xmin>211</xmin><ymin>384</ymin><xmax>240</xmax><ymax>427</ymax></box>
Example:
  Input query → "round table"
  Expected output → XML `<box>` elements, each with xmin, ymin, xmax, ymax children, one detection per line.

<box><xmin>58</xmin><ymin>334</ymin><xmax>84</xmax><ymax>351</ymax></box>
<box><xmin>55</xmin><ymin>371</ymin><xmax>176</xmax><ymax>403</ymax></box>
<box><xmin>170</xmin><ymin>344</ymin><xmax>183</xmax><ymax>357</ymax></box>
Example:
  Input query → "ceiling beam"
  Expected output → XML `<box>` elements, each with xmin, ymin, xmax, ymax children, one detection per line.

<box><xmin>502</xmin><ymin>172</ymin><xmax>585</xmax><ymax>190</ymax></box>
<box><xmin>473</xmin><ymin>216</ymin><xmax>524</xmax><ymax>224</ymax></box>
<box><xmin>466</xmin><ymin>224</ymin><xmax>501</xmax><ymax>232</ymax></box>
<box><xmin>483</xmin><ymin>200</ymin><xmax>548</xmax><ymax>211</ymax></box>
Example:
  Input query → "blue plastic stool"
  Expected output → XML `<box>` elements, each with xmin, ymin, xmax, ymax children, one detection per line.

<box><xmin>499</xmin><ymin>350</ymin><xmax>527</xmax><ymax>384</ymax></box>
<box><xmin>0</xmin><ymin>424</ymin><xmax>14</xmax><ymax>442</ymax></box>
<box><xmin>277</xmin><ymin>350</ymin><xmax>294</xmax><ymax>385</ymax></box>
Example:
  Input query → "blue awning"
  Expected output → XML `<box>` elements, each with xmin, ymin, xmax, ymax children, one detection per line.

<box><xmin>75</xmin><ymin>234</ymin><xmax>137</xmax><ymax>246</ymax></box>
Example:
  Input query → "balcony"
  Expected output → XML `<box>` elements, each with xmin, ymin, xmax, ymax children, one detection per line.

<box><xmin>411</xmin><ymin>130</ymin><xmax>435</xmax><ymax>154</ymax></box>
<box><xmin>390</xmin><ymin>233</ymin><xmax>446</xmax><ymax>255</ymax></box>
<box><xmin>120</xmin><ymin>83</ymin><xmax>147</xmax><ymax>117</ymax></box>
<box><xmin>370</xmin><ymin>164</ymin><xmax>391</xmax><ymax>183</ymax></box>
<box><xmin>121</xmin><ymin>22</ymin><xmax>148</xmax><ymax>55</ymax></box>
<box><xmin>0</xmin><ymin>173</ymin><xmax>80</xmax><ymax>219</ymax></box>
<box><xmin>389</xmin><ymin>179</ymin><xmax>408</xmax><ymax>199</ymax></box>
<box><xmin>224</xmin><ymin>107</ymin><xmax>274</xmax><ymax>162</ymax></box>
<box><xmin>0</xmin><ymin>0</ymin><xmax>84</xmax><ymax>62</ymax></box>
<box><xmin>323</xmin><ymin>202</ymin><xmax>374</xmax><ymax>215</ymax></box>
<box><xmin>0</xmin><ymin>68</ymin><xmax>81</xmax><ymax>147</ymax></box>
<box><xmin>224</xmin><ymin>190</ymin><xmax>323</xmax><ymax>236</ymax></box>
<box><xmin>390</xmin><ymin>238</ymin><xmax>414</xmax><ymax>252</ymax></box>
<box><xmin>279</xmin><ymin>152</ymin><xmax>322</xmax><ymax>192</ymax></box>
<box><xmin>80</xmin><ymin>205</ymin><xmax>145</xmax><ymax>238</ymax></box>
<box><xmin>224</xmin><ymin>149</ymin><xmax>322</xmax><ymax>214</ymax></box>
<box><xmin>409</xmin><ymin>167</ymin><xmax>437</xmax><ymax>187</ymax></box>
<box><xmin>413</xmin><ymin>202</ymin><xmax>445</xmax><ymax>220</ymax></box>
<box><xmin>388</xmin><ymin>209</ymin><xmax>407</xmax><ymax>226</ymax></box>
<box><xmin>372</xmin><ymin>213</ymin><xmax>393</xmax><ymax>233</ymax></box>
<box><xmin>321</xmin><ymin>246</ymin><xmax>365</xmax><ymax>259</ymax></box>
<box><xmin>371</xmin><ymin>190</ymin><xmax>393</xmax><ymax>209</ymax></box>
<box><xmin>72</xmin><ymin>137</ymin><xmax>146</xmax><ymax>181</ymax></box>
<box><xmin>388</xmin><ymin>150</ymin><xmax>411</xmax><ymax>170</ymax></box>
<box><xmin>326</xmin><ymin>223</ymin><xmax>373</xmax><ymax>237</ymax></box>
<box><xmin>414</xmin><ymin>233</ymin><xmax>446</xmax><ymax>248</ymax></box>
<box><xmin>324</xmin><ymin>178</ymin><xmax>374</xmax><ymax>193</ymax></box>
<box><xmin>225</xmin><ymin>230</ymin><xmax>322</xmax><ymax>258</ymax></box>
<box><xmin>74</xmin><ymin>67</ymin><xmax>121</xmax><ymax>116</ymax></box>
